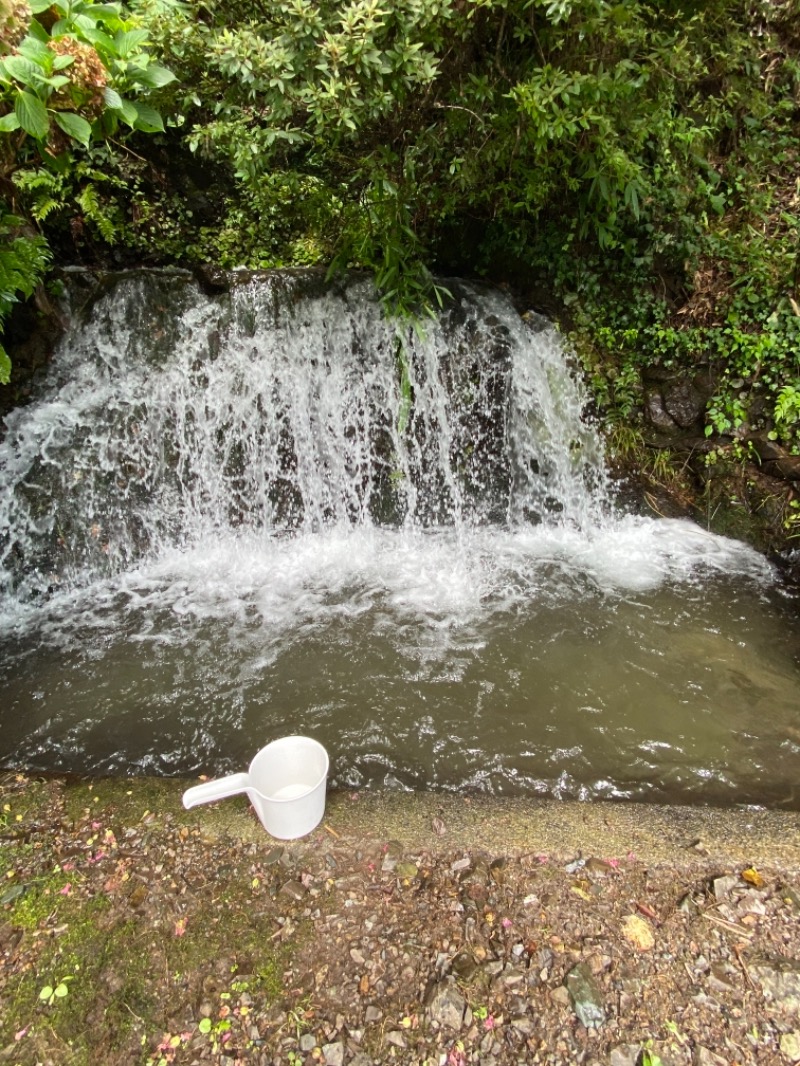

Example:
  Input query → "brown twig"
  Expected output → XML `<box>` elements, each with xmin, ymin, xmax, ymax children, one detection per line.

<box><xmin>733</xmin><ymin>943</ymin><xmax>758</xmax><ymax>992</ymax></box>
<box><xmin>700</xmin><ymin>911</ymin><xmax>754</xmax><ymax>939</ymax></box>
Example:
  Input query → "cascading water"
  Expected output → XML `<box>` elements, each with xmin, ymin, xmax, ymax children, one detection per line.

<box><xmin>1</xmin><ymin>269</ymin><xmax>798</xmax><ymax>805</ymax></box>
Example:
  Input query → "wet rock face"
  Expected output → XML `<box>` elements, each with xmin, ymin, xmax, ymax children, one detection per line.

<box><xmin>643</xmin><ymin>369</ymin><xmax>716</xmax><ymax>435</ymax></box>
<box><xmin>749</xmin><ymin>434</ymin><xmax>800</xmax><ymax>481</ymax></box>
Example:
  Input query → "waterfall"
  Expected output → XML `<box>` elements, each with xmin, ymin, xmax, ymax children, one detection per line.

<box><xmin>0</xmin><ymin>270</ymin><xmax>610</xmax><ymax>609</ymax></box>
<box><xmin>2</xmin><ymin>268</ymin><xmax>793</xmax><ymax>804</ymax></box>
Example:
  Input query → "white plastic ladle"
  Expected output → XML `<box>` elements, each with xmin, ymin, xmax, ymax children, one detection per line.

<box><xmin>182</xmin><ymin>735</ymin><xmax>329</xmax><ymax>840</ymax></box>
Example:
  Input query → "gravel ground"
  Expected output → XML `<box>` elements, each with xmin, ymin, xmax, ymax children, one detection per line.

<box><xmin>2</xmin><ymin>775</ymin><xmax>800</xmax><ymax>1066</ymax></box>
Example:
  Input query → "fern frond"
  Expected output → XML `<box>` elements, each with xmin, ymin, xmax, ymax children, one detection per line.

<box><xmin>31</xmin><ymin>198</ymin><xmax>64</xmax><ymax>222</ymax></box>
<box><xmin>76</xmin><ymin>185</ymin><xmax>119</xmax><ymax>244</ymax></box>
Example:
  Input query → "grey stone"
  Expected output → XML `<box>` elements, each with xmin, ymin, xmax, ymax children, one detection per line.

<box><xmin>550</xmin><ymin>985</ymin><xmax>571</xmax><ymax>1007</ymax></box>
<box><xmin>385</xmin><ymin>1031</ymin><xmax>407</xmax><ymax>1048</ymax></box>
<box><xmin>322</xmin><ymin>1041</ymin><xmax>344</xmax><ymax>1066</ymax></box>
<box><xmin>426</xmin><ymin>979</ymin><xmax>467</xmax><ymax>1030</ymax></box>
<box><xmin>752</xmin><ymin>958</ymin><xmax>800</xmax><ymax>1016</ymax></box>
<box><xmin>782</xmin><ymin>1032</ymin><xmax>800</xmax><ymax>1062</ymax></box>
<box><xmin>712</xmin><ymin>875</ymin><xmax>740</xmax><ymax>901</ymax></box>
<box><xmin>350</xmin><ymin>1055</ymin><xmax>372</xmax><ymax>1066</ymax></box>
<box><xmin>610</xmin><ymin>1047</ymin><xmax>641</xmax><ymax>1066</ymax></box>
<box><xmin>299</xmin><ymin>1034</ymin><xmax>316</xmax><ymax>1052</ymax></box>
<box><xmin>364</xmin><ymin>1006</ymin><xmax>383</xmax><ymax>1024</ymax></box>
<box><xmin>693</xmin><ymin>1048</ymin><xmax>728</xmax><ymax>1066</ymax></box>
<box><xmin>646</xmin><ymin>391</ymin><xmax>677</xmax><ymax>431</ymax></box>
<box><xmin>511</xmin><ymin>1017</ymin><xmax>534</xmax><ymax>1036</ymax></box>
<box><xmin>565</xmin><ymin>962</ymin><xmax>606</xmax><ymax>1028</ymax></box>
<box><xmin>279</xmin><ymin>880</ymin><xmax>307</xmax><ymax>901</ymax></box>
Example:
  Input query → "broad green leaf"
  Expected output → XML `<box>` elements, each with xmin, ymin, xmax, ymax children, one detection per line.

<box><xmin>73</xmin><ymin>13</ymin><xmax>100</xmax><ymax>32</ymax></box>
<box><xmin>118</xmin><ymin>97</ymin><xmax>138</xmax><ymax>127</ymax></box>
<box><xmin>26</xmin><ymin>19</ymin><xmax>50</xmax><ymax>43</ymax></box>
<box><xmin>133</xmin><ymin>64</ymin><xmax>176</xmax><ymax>89</ymax></box>
<box><xmin>103</xmin><ymin>86</ymin><xmax>123</xmax><ymax>110</ymax></box>
<box><xmin>0</xmin><ymin>112</ymin><xmax>21</xmax><ymax>131</ymax></box>
<box><xmin>15</xmin><ymin>91</ymin><xmax>49</xmax><ymax>139</ymax></box>
<box><xmin>19</xmin><ymin>37</ymin><xmax>52</xmax><ymax>62</ymax></box>
<box><xmin>52</xmin><ymin>54</ymin><xmax>76</xmax><ymax>71</ymax></box>
<box><xmin>113</xmin><ymin>29</ymin><xmax>149</xmax><ymax>58</ymax></box>
<box><xmin>0</xmin><ymin>345</ymin><xmax>11</xmax><ymax>386</ymax></box>
<box><xmin>4</xmin><ymin>55</ymin><xmax>44</xmax><ymax>86</ymax></box>
<box><xmin>80</xmin><ymin>28</ymin><xmax>116</xmax><ymax>54</ymax></box>
<box><xmin>131</xmin><ymin>102</ymin><xmax>164</xmax><ymax>132</ymax></box>
<box><xmin>92</xmin><ymin>2</ymin><xmax>124</xmax><ymax>20</ymax></box>
<box><xmin>29</xmin><ymin>0</ymin><xmax>54</xmax><ymax>11</ymax></box>
<box><xmin>54</xmin><ymin>111</ymin><xmax>92</xmax><ymax>146</ymax></box>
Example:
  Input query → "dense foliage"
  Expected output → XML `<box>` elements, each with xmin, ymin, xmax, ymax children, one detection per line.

<box><xmin>0</xmin><ymin>0</ymin><xmax>173</xmax><ymax>380</ymax></box>
<box><xmin>1</xmin><ymin>0</ymin><xmax>799</xmax><ymax>486</ymax></box>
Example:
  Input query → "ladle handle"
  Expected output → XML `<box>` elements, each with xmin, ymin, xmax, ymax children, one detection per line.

<box><xmin>182</xmin><ymin>772</ymin><xmax>250</xmax><ymax>809</ymax></box>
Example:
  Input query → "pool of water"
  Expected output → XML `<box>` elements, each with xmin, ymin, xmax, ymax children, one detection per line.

<box><xmin>2</xmin><ymin>519</ymin><xmax>797</xmax><ymax>807</ymax></box>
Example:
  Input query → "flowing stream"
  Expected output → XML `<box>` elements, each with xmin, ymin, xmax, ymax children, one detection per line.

<box><xmin>1</xmin><ymin>269</ymin><xmax>798</xmax><ymax>805</ymax></box>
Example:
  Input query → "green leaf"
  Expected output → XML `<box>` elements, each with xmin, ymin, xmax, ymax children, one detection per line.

<box><xmin>29</xmin><ymin>0</ymin><xmax>54</xmax><ymax>11</ymax></box>
<box><xmin>0</xmin><ymin>344</ymin><xmax>10</xmax><ymax>385</ymax></box>
<box><xmin>53</xmin><ymin>111</ymin><xmax>93</xmax><ymax>146</ymax></box>
<box><xmin>39</xmin><ymin>985</ymin><xmax>54</xmax><ymax>1001</ymax></box>
<box><xmin>132</xmin><ymin>64</ymin><xmax>176</xmax><ymax>89</ymax></box>
<box><xmin>4</xmin><ymin>55</ymin><xmax>44</xmax><ymax>86</ymax></box>
<box><xmin>117</xmin><ymin>97</ymin><xmax>138</xmax><ymax>127</ymax></box>
<box><xmin>15</xmin><ymin>91</ymin><xmax>49</xmax><ymax>139</ymax></box>
<box><xmin>26</xmin><ymin>19</ymin><xmax>50</xmax><ymax>43</ymax></box>
<box><xmin>131</xmin><ymin>102</ymin><xmax>164</xmax><ymax>133</ymax></box>
<box><xmin>113</xmin><ymin>29</ymin><xmax>149</xmax><ymax>58</ymax></box>
<box><xmin>0</xmin><ymin>112</ymin><xmax>21</xmax><ymax>132</ymax></box>
<box><xmin>81</xmin><ymin>27</ymin><xmax>116</xmax><ymax>53</ymax></box>
<box><xmin>18</xmin><ymin>37</ymin><xmax>52</xmax><ymax>62</ymax></box>
<box><xmin>91</xmin><ymin>2</ymin><xmax>124</xmax><ymax>21</ymax></box>
<box><xmin>198</xmin><ymin>1018</ymin><xmax>212</xmax><ymax>1034</ymax></box>
<box><xmin>103</xmin><ymin>86</ymin><xmax>124</xmax><ymax>110</ymax></box>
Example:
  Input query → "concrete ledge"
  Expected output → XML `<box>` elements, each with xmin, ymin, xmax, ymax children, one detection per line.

<box><xmin>179</xmin><ymin>785</ymin><xmax>800</xmax><ymax>870</ymax></box>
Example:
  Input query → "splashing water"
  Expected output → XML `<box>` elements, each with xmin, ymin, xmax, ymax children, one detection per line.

<box><xmin>0</xmin><ymin>270</ymin><xmax>797</xmax><ymax>805</ymax></box>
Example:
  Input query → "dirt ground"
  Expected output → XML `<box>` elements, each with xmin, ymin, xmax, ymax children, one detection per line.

<box><xmin>2</xmin><ymin>774</ymin><xmax>800</xmax><ymax>1066</ymax></box>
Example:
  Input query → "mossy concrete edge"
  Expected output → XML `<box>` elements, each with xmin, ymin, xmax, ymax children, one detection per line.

<box><xmin>146</xmin><ymin>779</ymin><xmax>800</xmax><ymax>869</ymax></box>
